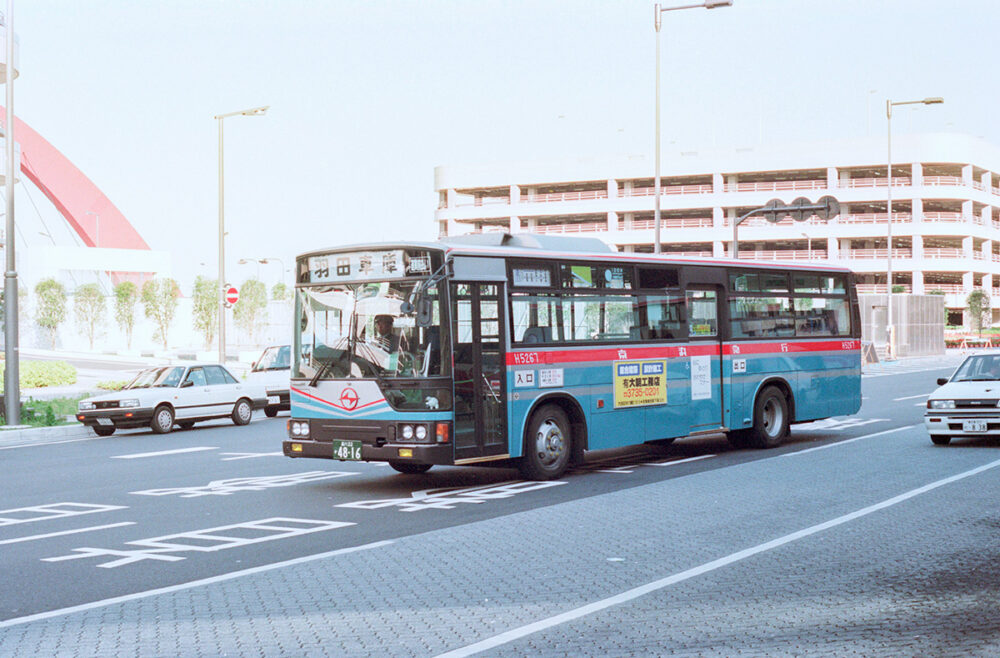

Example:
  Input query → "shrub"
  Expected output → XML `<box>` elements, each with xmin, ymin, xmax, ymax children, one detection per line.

<box><xmin>1</xmin><ymin>360</ymin><xmax>77</xmax><ymax>392</ymax></box>
<box><xmin>21</xmin><ymin>396</ymin><xmax>84</xmax><ymax>427</ymax></box>
<box><xmin>97</xmin><ymin>380</ymin><xmax>128</xmax><ymax>391</ymax></box>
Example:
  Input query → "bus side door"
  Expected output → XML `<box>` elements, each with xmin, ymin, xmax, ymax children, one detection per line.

<box><xmin>451</xmin><ymin>282</ymin><xmax>508</xmax><ymax>462</ymax></box>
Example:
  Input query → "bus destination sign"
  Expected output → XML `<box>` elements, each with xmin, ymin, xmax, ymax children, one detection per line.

<box><xmin>308</xmin><ymin>250</ymin><xmax>430</xmax><ymax>283</ymax></box>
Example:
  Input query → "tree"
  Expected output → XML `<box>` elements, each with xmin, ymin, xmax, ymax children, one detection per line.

<box><xmin>141</xmin><ymin>278</ymin><xmax>180</xmax><ymax>350</ymax></box>
<box><xmin>272</xmin><ymin>282</ymin><xmax>289</xmax><ymax>301</ymax></box>
<box><xmin>35</xmin><ymin>278</ymin><xmax>68</xmax><ymax>349</ymax></box>
<box><xmin>966</xmin><ymin>289</ymin><xmax>991</xmax><ymax>337</ymax></box>
<box><xmin>74</xmin><ymin>283</ymin><xmax>106</xmax><ymax>350</ymax></box>
<box><xmin>233</xmin><ymin>278</ymin><xmax>268</xmax><ymax>344</ymax></box>
<box><xmin>192</xmin><ymin>276</ymin><xmax>219</xmax><ymax>349</ymax></box>
<box><xmin>113</xmin><ymin>281</ymin><xmax>139</xmax><ymax>350</ymax></box>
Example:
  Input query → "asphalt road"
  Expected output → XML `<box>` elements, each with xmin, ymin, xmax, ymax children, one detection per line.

<box><xmin>2</xmin><ymin>354</ymin><xmax>998</xmax><ymax>655</ymax></box>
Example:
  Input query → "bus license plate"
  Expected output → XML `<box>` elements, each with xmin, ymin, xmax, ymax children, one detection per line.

<box><xmin>963</xmin><ymin>419</ymin><xmax>988</xmax><ymax>433</ymax></box>
<box><xmin>332</xmin><ymin>439</ymin><xmax>362</xmax><ymax>461</ymax></box>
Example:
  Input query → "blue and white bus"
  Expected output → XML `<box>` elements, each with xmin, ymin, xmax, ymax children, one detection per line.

<box><xmin>284</xmin><ymin>234</ymin><xmax>861</xmax><ymax>479</ymax></box>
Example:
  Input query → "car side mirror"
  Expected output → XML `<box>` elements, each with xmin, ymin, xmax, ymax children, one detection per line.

<box><xmin>181</xmin><ymin>380</ymin><xmax>194</xmax><ymax>388</ymax></box>
<box><xmin>937</xmin><ymin>378</ymin><xmax>949</xmax><ymax>386</ymax></box>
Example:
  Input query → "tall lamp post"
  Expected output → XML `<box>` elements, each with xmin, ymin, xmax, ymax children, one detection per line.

<box><xmin>886</xmin><ymin>96</ymin><xmax>942</xmax><ymax>359</ymax></box>
<box><xmin>214</xmin><ymin>105</ymin><xmax>268</xmax><ymax>364</ymax></box>
<box><xmin>654</xmin><ymin>0</ymin><xmax>732</xmax><ymax>254</ymax></box>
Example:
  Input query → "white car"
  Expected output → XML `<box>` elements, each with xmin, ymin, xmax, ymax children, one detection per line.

<box><xmin>76</xmin><ymin>364</ymin><xmax>267</xmax><ymax>436</ymax></box>
<box><xmin>924</xmin><ymin>353</ymin><xmax>1000</xmax><ymax>445</ymax></box>
<box><xmin>247</xmin><ymin>345</ymin><xmax>291</xmax><ymax>417</ymax></box>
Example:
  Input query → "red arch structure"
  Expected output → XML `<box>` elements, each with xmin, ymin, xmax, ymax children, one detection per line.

<box><xmin>0</xmin><ymin>108</ymin><xmax>150</xmax><ymax>250</ymax></box>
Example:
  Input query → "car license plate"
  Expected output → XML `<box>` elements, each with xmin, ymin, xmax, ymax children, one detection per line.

<box><xmin>96</xmin><ymin>417</ymin><xmax>113</xmax><ymax>426</ymax></box>
<box><xmin>267</xmin><ymin>395</ymin><xmax>280</xmax><ymax>404</ymax></box>
<box><xmin>963</xmin><ymin>419</ymin><xmax>988</xmax><ymax>433</ymax></box>
<box><xmin>332</xmin><ymin>439</ymin><xmax>362</xmax><ymax>461</ymax></box>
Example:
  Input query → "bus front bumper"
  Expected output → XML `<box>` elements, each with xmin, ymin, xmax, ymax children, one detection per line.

<box><xmin>282</xmin><ymin>438</ymin><xmax>453</xmax><ymax>464</ymax></box>
<box><xmin>283</xmin><ymin>417</ymin><xmax>453</xmax><ymax>465</ymax></box>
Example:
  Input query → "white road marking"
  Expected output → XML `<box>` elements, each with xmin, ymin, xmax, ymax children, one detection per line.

<box><xmin>43</xmin><ymin>518</ymin><xmax>355</xmax><ymax>568</ymax></box>
<box><xmin>0</xmin><ymin>502</ymin><xmax>127</xmax><ymax>526</ymax></box>
<box><xmin>111</xmin><ymin>447</ymin><xmax>217</xmax><ymax>459</ymax></box>
<box><xmin>796</xmin><ymin>417</ymin><xmax>888</xmax><ymax>431</ymax></box>
<box><xmin>781</xmin><ymin>424</ymin><xmax>920</xmax><ymax>457</ymax></box>
<box><xmin>130</xmin><ymin>471</ymin><xmax>356</xmax><ymax>498</ymax></box>
<box><xmin>0</xmin><ymin>539</ymin><xmax>392</xmax><ymax>629</ymax></box>
<box><xmin>0</xmin><ymin>522</ymin><xmax>135</xmax><ymax>546</ymax></box>
<box><xmin>337</xmin><ymin>481</ymin><xmax>565</xmax><ymax>512</ymax></box>
<box><xmin>0</xmin><ymin>436</ymin><xmax>107</xmax><ymax>450</ymax></box>
<box><xmin>435</xmin><ymin>456</ymin><xmax>1000</xmax><ymax>658</ymax></box>
<box><xmin>219</xmin><ymin>451</ymin><xmax>283</xmax><ymax>461</ymax></box>
<box><xmin>894</xmin><ymin>393</ymin><xmax>930</xmax><ymax>401</ymax></box>
<box><xmin>645</xmin><ymin>455</ymin><xmax>715</xmax><ymax>467</ymax></box>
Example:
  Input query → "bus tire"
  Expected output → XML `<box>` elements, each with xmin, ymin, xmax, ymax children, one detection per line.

<box><xmin>388</xmin><ymin>461</ymin><xmax>433</xmax><ymax>474</ymax></box>
<box><xmin>745</xmin><ymin>386</ymin><xmax>789</xmax><ymax>449</ymax></box>
<box><xmin>520</xmin><ymin>404</ymin><xmax>572</xmax><ymax>480</ymax></box>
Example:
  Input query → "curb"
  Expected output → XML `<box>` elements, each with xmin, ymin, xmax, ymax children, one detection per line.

<box><xmin>0</xmin><ymin>423</ymin><xmax>94</xmax><ymax>447</ymax></box>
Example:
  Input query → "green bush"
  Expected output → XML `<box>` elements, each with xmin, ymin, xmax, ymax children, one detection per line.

<box><xmin>0</xmin><ymin>360</ymin><xmax>77</xmax><ymax>393</ymax></box>
<box><xmin>96</xmin><ymin>380</ymin><xmax>128</xmax><ymax>391</ymax></box>
<box><xmin>21</xmin><ymin>396</ymin><xmax>84</xmax><ymax>427</ymax></box>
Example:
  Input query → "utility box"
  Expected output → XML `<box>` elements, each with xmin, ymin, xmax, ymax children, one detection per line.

<box><xmin>859</xmin><ymin>294</ymin><xmax>945</xmax><ymax>357</ymax></box>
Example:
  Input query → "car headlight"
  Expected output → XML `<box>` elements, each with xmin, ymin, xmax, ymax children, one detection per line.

<box><xmin>120</xmin><ymin>399</ymin><xmax>140</xmax><ymax>408</ymax></box>
<box><xmin>928</xmin><ymin>400</ymin><xmax>955</xmax><ymax>410</ymax></box>
<box><xmin>78</xmin><ymin>401</ymin><xmax>95</xmax><ymax>411</ymax></box>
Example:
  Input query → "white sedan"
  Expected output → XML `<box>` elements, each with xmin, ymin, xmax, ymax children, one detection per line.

<box><xmin>76</xmin><ymin>364</ymin><xmax>267</xmax><ymax>436</ymax></box>
<box><xmin>924</xmin><ymin>353</ymin><xmax>1000</xmax><ymax>445</ymax></box>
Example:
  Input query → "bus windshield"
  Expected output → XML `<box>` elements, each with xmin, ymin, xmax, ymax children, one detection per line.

<box><xmin>294</xmin><ymin>280</ymin><xmax>447</xmax><ymax>381</ymax></box>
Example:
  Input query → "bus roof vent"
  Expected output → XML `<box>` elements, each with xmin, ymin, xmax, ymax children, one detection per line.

<box><xmin>441</xmin><ymin>233</ymin><xmax>616</xmax><ymax>254</ymax></box>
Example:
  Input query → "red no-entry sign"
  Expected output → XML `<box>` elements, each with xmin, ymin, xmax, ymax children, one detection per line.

<box><xmin>225</xmin><ymin>286</ymin><xmax>239</xmax><ymax>305</ymax></box>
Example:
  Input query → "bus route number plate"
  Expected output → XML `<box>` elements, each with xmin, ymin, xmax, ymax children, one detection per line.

<box><xmin>332</xmin><ymin>439</ymin><xmax>362</xmax><ymax>461</ymax></box>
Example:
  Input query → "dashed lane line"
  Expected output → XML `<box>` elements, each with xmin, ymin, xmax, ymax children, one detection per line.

<box><xmin>111</xmin><ymin>447</ymin><xmax>218</xmax><ymax>459</ymax></box>
<box><xmin>436</xmin><ymin>456</ymin><xmax>1000</xmax><ymax>658</ymax></box>
<box><xmin>0</xmin><ymin>522</ymin><xmax>135</xmax><ymax>546</ymax></box>
<box><xmin>781</xmin><ymin>425</ymin><xmax>920</xmax><ymax>457</ymax></box>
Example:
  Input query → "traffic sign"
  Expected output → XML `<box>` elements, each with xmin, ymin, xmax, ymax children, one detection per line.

<box><xmin>225</xmin><ymin>286</ymin><xmax>239</xmax><ymax>305</ymax></box>
<box><xmin>815</xmin><ymin>195</ymin><xmax>841</xmax><ymax>220</ymax></box>
<box><xmin>762</xmin><ymin>198</ymin><xmax>784</xmax><ymax>223</ymax></box>
<box><xmin>788</xmin><ymin>196</ymin><xmax>812</xmax><ymax>222</ymax></box>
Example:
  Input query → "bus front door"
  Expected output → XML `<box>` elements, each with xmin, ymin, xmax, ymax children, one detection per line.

<box><xmin>451</xmin><ymin>283</ymin><xmax>508</xmax><ymax>462</ymax></box>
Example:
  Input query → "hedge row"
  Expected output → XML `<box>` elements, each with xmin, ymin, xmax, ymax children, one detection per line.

<box><xmin>0</xmin><ymin>360</ymin><xmax>77</xmax><ymax>393</ymax></box>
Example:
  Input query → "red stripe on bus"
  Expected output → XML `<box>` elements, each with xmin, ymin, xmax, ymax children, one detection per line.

<box><xmin>505</xmin><ymin>339</ymin><xmax>859</xmax><ymax>366</ymax></box>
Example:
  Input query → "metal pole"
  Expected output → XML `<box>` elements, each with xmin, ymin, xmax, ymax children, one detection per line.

<box><xmin>4</xmin><ymin>0</ymin><xmax>17</xmax><ymax>425</ymax></box>
<box><xmin>653</xmin><ymin>4</ymin><xmax>662</xmax><ymax>254</ymax></box>
<box><xmin>886</xmin><ymin>100</ymin><xmax>893</xmax><ymax>359</ymax></box>
<box><xmin>217</xmin><ymin>117</ymin><xmax>226</xmax><ymax>365</ymax></box>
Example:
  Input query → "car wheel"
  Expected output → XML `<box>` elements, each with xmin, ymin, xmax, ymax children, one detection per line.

<box><xmin>150</xmin><ymin>405</ymin><xmax>174</xmax><ymax>434</ymax></box>
<box><xmin>93</xmin><ymin>426</ymin><xmax>115</xmax><ymax>437</ymax></box>
<box><xmin>745</xmin><ymin>386</ymin><xmax>790</xmax><ymax>449</ymax></box>
<box><xmin>388</xmin><ymin>461</ymin><xmax>433</xmax><ymax>474</ymax></box>
<box><xmin>178</xmin><ymin>422</ymin><xmax>195</xmax><ymax>430</ymax></box>
<box><xmin>264</xmin><ymin>406</ymin><xmax>278</xmax><ymax>418</ymax></box>
<box><xmin>232</xmin><ymin>398</ymin><xmax>253</xmax><ymax>426</ymax></box>
<box><xmin>931</xmin><ymin>435</ymin><xmax>952</xmax><ymax>446</ymax></box>
<box><xmin>519</xmin><ymin>403</ymin><xmax>572</xmax><ymax>480</ymax></box>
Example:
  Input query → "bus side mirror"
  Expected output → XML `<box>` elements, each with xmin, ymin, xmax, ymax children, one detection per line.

<box><xmin>416</xmin><ymin>298</ymin><xmax>433</xmax><ymax>327</ymax></box>
<box><xmin>399</xmin><ymin>300</ymin><xmax>414</xmax><ymax>314</ymax></box>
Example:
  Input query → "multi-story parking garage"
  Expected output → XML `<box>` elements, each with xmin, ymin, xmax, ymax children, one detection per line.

<box><xmin>435</xmin><ymin>132</ymin><xmax>1000</xmax><ymax>326</ymax></box>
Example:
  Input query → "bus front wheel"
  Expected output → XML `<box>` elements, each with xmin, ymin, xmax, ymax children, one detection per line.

<box><xmin>745</xmin><ymin>386</ymin><xmax>790</xmax><ymax>449</ymax></box>
<box><xmin>520</xmin><ymin>404</ymin><xmax>572</xmax><ymax>480</ymax></box>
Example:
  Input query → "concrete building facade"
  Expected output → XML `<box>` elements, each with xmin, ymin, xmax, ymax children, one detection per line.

<box><xmin>434</xmin><ymin>133</ymin><xmax>1000</xmax><ymax>327</ymax></box>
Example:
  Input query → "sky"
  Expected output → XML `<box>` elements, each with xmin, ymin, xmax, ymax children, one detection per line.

<box><xmin>10</xmin><ymin>0</ymin><xmax>1000</xmax><ymax>291</ymax></box>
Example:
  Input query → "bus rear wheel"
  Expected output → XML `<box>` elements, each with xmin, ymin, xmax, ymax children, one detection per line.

<box><xmin>388</xmin><ymin>461</ymin><xmax>433</xmax><ymax>474</ymax></box>
<box><xmin>745</xmin><ymin>386</ymin><xmax>789</xmax><ymax>449</ymax></box>
<box><xmin>520</xmin><ymin>404</ymin><xmax>572</xmax><ymax>480</ymax></box>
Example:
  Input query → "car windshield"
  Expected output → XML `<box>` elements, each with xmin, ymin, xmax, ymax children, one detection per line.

<box><xmin>293</xmin><ymin>280</ymin><xmax>448</xmax><ymax>380</ymax></box>
<box><xmin>951</xmin><ymin>355</ymin><xmax>1000</xmax><ymax>382</ymax></box>
<box><xmin>253</xmin><ymin>346</ymin><xmax>291</xmax><ymax>372</ymax></box>
<box><xmin>125</xmin><ymin>366</ymin><xmax>186</xmax><ymax>389</ymax></box>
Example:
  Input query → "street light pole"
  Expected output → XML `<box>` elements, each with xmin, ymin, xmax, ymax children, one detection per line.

<box><xmin>3</xmin><ymin>0</ymin><xmax>18</xmax><ymax>425</ymax></box>
<box><xmin>214</xmin><ymin>105</ymin><xmax>268</xmax><ymax>364</ymax></box>
<box><xmin>653</xmin><ymin>0</ymin><xmax>732</xmax><ymax>254</ymax></box>
<box><xmin>885</xmin><ymin>96</ymin><xmax>942</xmax><ymax>359</ymax></box>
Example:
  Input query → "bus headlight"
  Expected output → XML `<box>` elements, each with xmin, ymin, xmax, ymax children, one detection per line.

<box><xmin>288</xmin><ymin>420</ymin><xmax>310</xmax><ymax>437</ymax></box>
<box><xmin>401</xmin><ymin>424</ymin><xmax>414</xmax><ymax>440</ymax></box>
<box><xmin>415</xmin><ymin>425</ymin><xmax>427</xmax><ymax>441</ymax></box>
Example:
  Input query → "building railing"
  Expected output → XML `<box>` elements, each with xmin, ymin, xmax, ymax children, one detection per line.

<box><xmin>922</xmin><ymin>175</ymin><xmax>965</xmax><ymax>187</ymax></box>
<box><xmin>838</xmin><ymin>212</ymin><xmax>912</xmax><ymax>224</ymax></box>
<box><xmin>922</xmin><ymin>247</ymin><xmax>966</xmax><ymax>259</ymax></box>
<box><xmin>847</xmin><ymin>248</ymin><xmax>913</xmax><ymax>259</ymax></box>
<box><xmin>841</xmin><ymin>177</ymin><xmax>912</xmax><ymax>189</ymax></box>
<box><xmin>736</xmin><ymin>249</ymin><xmax>828</xmax><ymax>260</ymax></box>
<box><xmin>661</xmin><ymin>251</ymin><xmax>714</xmax><ymax>258</ymax></box>
<box><xmin>624</xmin><ymin>217</ymin><xmax>714</xmax><ymax>230</ymax></box>
<box><xmin>625</xmin><ymin>184</ymin><xmax>715</xmax><ymax>197</ymax></box>
<box><xmin>728</xmin><ymin>180</ymin><xmax>827</xmax><ymax>193</ymax></box>
<box><xmin>856</xmin><ymin>284</ymin><xmax>914</xmax><ymax>294</ymax></box>
<box><xmin>523</xmin><ymin>189</ymin><xmax>610</xmax><ymax>203</ymax></box>
<box><xmin>532</xmin><ymin>222</ymin><xmax>605</xmax><ymax>234</ymax></box>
